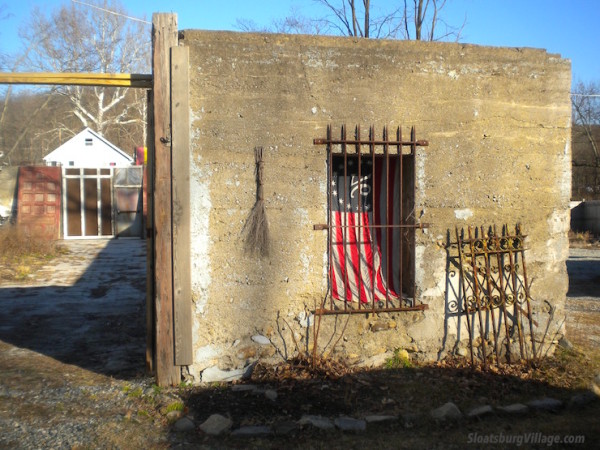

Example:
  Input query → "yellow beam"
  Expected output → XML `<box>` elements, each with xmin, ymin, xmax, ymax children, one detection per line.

<box><xmin>0</xmin><ymin>72</ymin><xmax>153</xmax><ymax>88</ymax></box>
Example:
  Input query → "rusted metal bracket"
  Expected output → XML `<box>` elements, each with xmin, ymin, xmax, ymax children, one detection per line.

<box><xmin>315</xmin><ymin>303</ymin><xmax>428</xmax><ymax>316</ymax></box>
<box><xmin>313</xmin><ymin>223</ymin><xmax>430</xmax><ymax>230</ymax></box>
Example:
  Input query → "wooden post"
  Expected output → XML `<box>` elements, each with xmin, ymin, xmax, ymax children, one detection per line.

<box><xmin>171</xmin><ymin>45</ymin><xmax>193</xmax><ymax>366</ymax></box>
<box><xmin>152</xmin><ymin>12</ymin><xmax>180</xmax><ymax>386</ymax></box>
<box><xmin>145</xmin><ymin>89</ymin><xmax>155</xmax><ymax>374</ymax></box>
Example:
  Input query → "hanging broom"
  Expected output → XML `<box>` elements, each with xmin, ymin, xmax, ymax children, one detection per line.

<box><xmin>242</xmin><ymin>146</ymin><xmax>270</xmax><ymax>257</ymax></box>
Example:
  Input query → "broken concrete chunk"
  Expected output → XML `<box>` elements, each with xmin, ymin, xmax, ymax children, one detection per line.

<box><xmin>430</xmin><ymin>402</ymin><xmax>462</xmax><ymax>421</ymax></box>
<box><xmin>251</xmin><ymin>334</ymin><xmax>270</xmax><ymax>345</ymax></box>
<box><xmin>199</xmin><ymin>414</ymin><xmax>233</xmax><ymax>435</ymax></box>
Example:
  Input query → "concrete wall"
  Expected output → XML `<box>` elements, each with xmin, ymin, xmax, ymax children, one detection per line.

<box><xmin>182</xmin><ymin>30</ymin><xmax>571</xmax><ymax>381</ymax></box>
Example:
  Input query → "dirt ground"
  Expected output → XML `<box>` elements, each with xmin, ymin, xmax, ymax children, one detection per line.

<box><xmin>0</xmin><ymin>239</ymin><xmax>599</xmax><ymax>449</ymax></box>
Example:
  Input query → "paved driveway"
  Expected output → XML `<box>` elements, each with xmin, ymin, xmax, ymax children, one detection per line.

<box><xmin>0</xmin><ymin>239</ymin><xmax>147</xmax><ymax>378</ymax></box>
<box><xmin>565</xmin><ymin>247</ymin><xmax>600</xmax><ymax>349</ymax></box>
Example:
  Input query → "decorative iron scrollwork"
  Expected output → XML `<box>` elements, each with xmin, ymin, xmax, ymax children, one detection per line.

<box><xmin>452</xmin><ymin>224</ymin><xmax>536</xmax><ymax>368</ymax></box>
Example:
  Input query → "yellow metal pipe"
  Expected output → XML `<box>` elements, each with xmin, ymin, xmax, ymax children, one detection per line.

<box><xmin>0</xmin><ymin>72</ymin><xmax>152</xmax><ymax>88</ymax></box>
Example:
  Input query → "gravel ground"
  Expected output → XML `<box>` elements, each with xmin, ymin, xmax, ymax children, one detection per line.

<box><xmin>0</xmin><ymin>239</ymin><xmax>171</xmax><ymax>449</ymax></box>
<box><xmin>0</xmin><ymin>241</ymin><xmax>598</xmax><ymax>449</ymax></box>
<box><xmin>0</xmin><ymin>344</ymin><xmax>168</xmax><ymax>449</ymax></box>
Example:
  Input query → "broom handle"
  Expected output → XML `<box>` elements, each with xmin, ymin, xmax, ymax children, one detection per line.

<box><xmin>255</xmin><ymin>146</ymin><xmax>264</xmax><ymax>201</ymax></box>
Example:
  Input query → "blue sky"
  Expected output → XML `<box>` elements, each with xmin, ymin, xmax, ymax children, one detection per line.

<box><xmin>2</xmin><ymin>0</ymin><xmax>599</xmax><ymax>87</ymax></box>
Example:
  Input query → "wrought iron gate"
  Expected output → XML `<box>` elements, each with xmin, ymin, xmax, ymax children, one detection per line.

<box><xmin>451</xmin><ymin>224</ymin><xmax>538</xmax><ymax>366</ymax></box>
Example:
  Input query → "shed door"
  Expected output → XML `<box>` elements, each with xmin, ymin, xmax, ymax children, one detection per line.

<box><xmin>17</xmin><ymin>166</ymin><xmax>61</xmax><ymax>239</ymax></box>
<box><xmin>114</xmin><ymin>167</ymin><xmax>144</xmax><ymax>238</ymax></box>
<box><xmin>63</xmin><ymin>168</ymin><xmax>113</xmax><ymax>238</ymax></box>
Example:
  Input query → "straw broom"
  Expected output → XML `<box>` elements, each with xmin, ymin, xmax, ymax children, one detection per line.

<box><xmin>242</xmin><ymin>146</ymin><xmax>270</xmax><ymax>257</ymax></box>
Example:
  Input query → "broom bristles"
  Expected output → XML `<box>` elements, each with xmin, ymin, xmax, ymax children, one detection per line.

<box><xmin>242</xmin><ymin>146</ymin><xmax>270</xmax><ymax>257</ymax></box>
<box><xmin>242</xmin><ymin>199</ymin><xmax>270</xmax><ymax>257</ymax></box>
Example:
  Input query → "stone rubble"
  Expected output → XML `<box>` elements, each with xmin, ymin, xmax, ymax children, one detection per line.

<box><xmin>175</xmin><ymin>389</ymin><xmax>599</xmax><ymax>439</ymax></box>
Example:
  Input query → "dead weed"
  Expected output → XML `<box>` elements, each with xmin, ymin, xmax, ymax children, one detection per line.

<box><xmin>0</xmin><ymin>225</ymin><xmax>67</xmax><ymax>281</ymax></box>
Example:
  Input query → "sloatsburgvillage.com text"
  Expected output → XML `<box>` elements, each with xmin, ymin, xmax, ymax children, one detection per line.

<box><xmin>467</xmin><ymin>432</ymin><xmax>585</xmax><ymax>446</ymax></box>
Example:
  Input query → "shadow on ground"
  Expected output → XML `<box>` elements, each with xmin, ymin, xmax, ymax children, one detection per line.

<box><xmin>0</xmin><ymin>239</ymin><xmax>147</xmax><ymax>379</ymax></box>
<box><xmin>171</xmin><ymin>356</ymin><xmax>599</xmax><ymax>449</ymax></box>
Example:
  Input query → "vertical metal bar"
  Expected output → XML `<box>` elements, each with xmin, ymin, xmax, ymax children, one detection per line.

<box><xmin>327</xmin><ymin>125</ymin><xmax>334</xmax><ymax>311</ymax></box>
<box><xmin>398</xmin><ymin>126</ymin><xmax>403</xmax><ymax>307</ymax></box>
<box><xmin>505</xmin><ymin>224</ymin><xmax>525</xmax><ymax>359</ymax></box>
<box><xmin>480</xmin><ymin>226</ymin><xmax>500</xmax><ymax>362</ymax></box>
<box><xmin>370</xmin><ymin>125</ymin><xmax>376</xmax><ymax>309</ymax></box>
<box><xmin>493</xmin><ymin>224</ymin><xmax>513</xmax><ymax>364</ymax></box>
<box><xmin>342</xmin><ymin>124</ymin><xmax>349</xmax><ymax>311</ymax></box>
<box><xmin>411</xmin><ymin>127</ymin><xmax>417</xmax><ymax>304</ymax></box>
<box><xmin>468</xmin><ymin>225</ymin><xmax>488</xmax><ymax>368</ymax></box>
<box><xmin>356</xmin><ymin>125</ymin><xmax>364</xmax><ymax>311</ymax></box>
<box><xmin>384</xmin><ymin>126</ymin><xmax>390</xmax><ymax>307</ymax></box>
<box><xmin>516</xmin><ymin>224</ymin><xmax>537</xmax><ymax>359</ymax></box>
<box><xmin>455</xmin><ymin>227</ymin><xmax>474</xmax><ymax>365</ymax></box>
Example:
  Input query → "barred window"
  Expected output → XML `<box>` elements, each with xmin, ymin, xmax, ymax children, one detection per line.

<box><xmin>313</xmin><ymin>124</ymin><xmax>429</xmax><ymax>315</ymax></box>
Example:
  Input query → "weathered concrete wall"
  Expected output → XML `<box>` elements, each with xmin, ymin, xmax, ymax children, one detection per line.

<box><xmin>182</xmin><ymin>30</ymin><xmax>571</xmax><ymax>382</ymax></box>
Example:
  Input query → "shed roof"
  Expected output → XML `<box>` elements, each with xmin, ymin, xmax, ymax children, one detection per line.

<box><xmin>43</xmin><ymin>128</ymin><xmax>133</xmax><ymax>165</ymax></box>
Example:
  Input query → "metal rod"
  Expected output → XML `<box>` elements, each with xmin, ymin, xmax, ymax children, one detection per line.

<box><xmin>410</xmin><ymin>127</ymin><xmax>417</xmax><ymax>303</ymax></box>
<box><xmin>356</xmin><ymin>125</ymin><xmax>364</xmax><ymax>310</ymax></box>
<box><xmin>455</xmin><ymin>227</ymin><xmax>475</xmax><ymax>365</ymax></box>
<box><xmin>505</xmin><ymin>224</ymin><xmax>525</xmax><ymax>359</ymax></box>
<box><xmin>313</xmin><ymin>223</ymin><xmax>429</xmax><ymax>230</ymax></box>
<box><xmin>516</xmin><ymin>224</ymin><xmax>537</xmax><ymax>359</ymax></box>
<box><xmin>315</xmin><ymin>304</ymin><xmax>428</xmax><ymax>316</ymax></box>
<box><xmin>370</xmin><ymin>125</ymin><xmax>376</xmax><ymax>308</ymax></box>
<box><xmin>384</xmin><ymin>126</ymin><xmax>390</xmax><ymax>308</ymax></box>
<box><xmin>327</xmin><ymin>124</ymin><xmax>334</xmax><ymax>312</ymax></box>
<box><xmin>468</xmin><ymin>226</ymin><xmax>488</xmax><ymax>369</ymax></box>
<box><xmin>493</xmin><ymin>224</ymin><xmax>513</xmax><ymax>364</ymax></box>
<box><xmin>480</xmin><ymin>226</ymin><xmax>500</xmax><ymax>363</ymax></box>
<box><xmin>314</xmin><ymin>138</ymin><xmax>429</xmax><ymax>146</ymax></box>
<box><xmin>342</xmin><ymin>125</ymin><xmax>350</xmax><ymax>310</ymax></box>
<box><xmin>398</xmin><ymin>126</ymin><xmax>404</xmax><ymax>308</ymax></box>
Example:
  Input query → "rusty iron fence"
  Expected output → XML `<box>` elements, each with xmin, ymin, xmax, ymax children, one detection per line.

<box><xmin>450</xmin><ymin>224</ymin><xmax>539</xmax><ymax>367</ymax></box>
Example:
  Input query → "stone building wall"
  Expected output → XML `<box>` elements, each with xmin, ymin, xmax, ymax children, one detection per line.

<box><xmin>181</xmin><ymin>30</ymin><xmax>571</xmax><ymax>382</ymax></box>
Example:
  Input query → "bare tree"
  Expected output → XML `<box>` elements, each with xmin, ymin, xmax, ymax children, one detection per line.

<box><xmin>20</xmin><ymin>0</ymin><xmax>150</xmax><ymax>142</ymax></box>
<box><xmin>316</xmin><ymin>0</ymin><xmax>403</xmax><ymax>38</ymax></box>
<box><xmin>572</xmin><ymin>80</ymin><xmax>600</xmax><ymax>165</ymax></box>
<box><xmin>237</xmin><ymin>1</ymin><xmax>463</xmax><ymax>41</ymax></box>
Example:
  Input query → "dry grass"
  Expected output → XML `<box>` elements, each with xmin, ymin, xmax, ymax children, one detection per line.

<box><xmin>0</xmin><ymin>226</ymin><xmax>67</xmax><ymax>281</ymax></box>
<box><xmin>569</xmin><ymin>230</ymin><xmax>600</xmax><ymax>247</ymax></box>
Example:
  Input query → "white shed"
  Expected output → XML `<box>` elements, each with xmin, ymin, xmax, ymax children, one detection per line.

<box><xmin>43</xmin><ymin>128</ymin><xmax>133</xmax><ymax>168</ymax></box>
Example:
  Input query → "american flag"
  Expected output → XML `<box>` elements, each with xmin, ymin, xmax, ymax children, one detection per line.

<box><xmin>330</xmin><ymin>155</ymin><xmax>403</xmax><ymax>304</ymax></box>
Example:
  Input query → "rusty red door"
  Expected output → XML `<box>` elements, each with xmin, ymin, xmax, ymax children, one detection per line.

<box><xmin>16</xmin><ymin>166</ymin><xmax>62</xmax><ymax>239</ymax></box>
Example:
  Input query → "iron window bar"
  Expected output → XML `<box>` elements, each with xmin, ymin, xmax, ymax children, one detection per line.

<box><xmin>313</xmin><ymin>124</ymin><xmax>430</xmax><ymax>316</ymax></box>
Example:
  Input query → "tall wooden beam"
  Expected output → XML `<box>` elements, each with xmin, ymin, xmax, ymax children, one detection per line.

<box><xmin>0</xmin><ymin>72</ymin><xmax>152</xmax><ymax>88</ymax></box>
<box><xmin>152</xmin><ymin>12</ymin><xmax>180</xmax><ymax>386</ymax></box>
<box><xmin>145</xmin><ymin>89</ymin><xmax>156</xmax><ymax>374</ymax></box>
<box><xmin>171</xmin><ymin>45</ymin><xmax>193</xmax><ymax>366</ymax></box>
